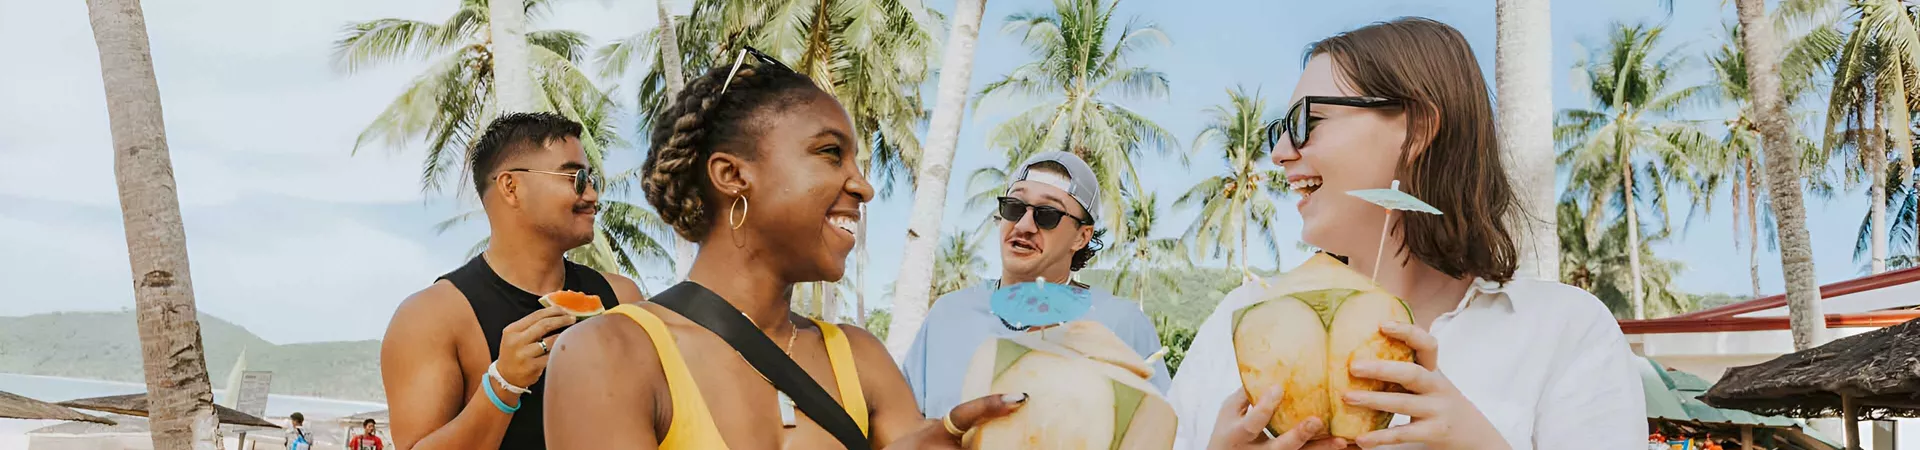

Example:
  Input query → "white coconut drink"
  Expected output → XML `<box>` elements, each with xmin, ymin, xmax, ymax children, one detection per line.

<box><xmin>1230</xmin><ymin>253</ymin><xmax>1416</xmax><ymax>439</ymax></box>
<box><xmin>958</xmin><ymin>321</ymin><xmax>1176</xmax><ymax>449</ymax></box>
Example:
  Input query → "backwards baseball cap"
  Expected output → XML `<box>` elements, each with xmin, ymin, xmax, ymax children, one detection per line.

<box><xmin>1007</xmin><ymin>151</ymin><xmax>1100</xmax><ymax>224</ymax></box>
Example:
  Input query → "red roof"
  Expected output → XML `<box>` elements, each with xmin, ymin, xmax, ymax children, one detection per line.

<box><xmin>1618</xmin><ymin>265</ymin><xmax>1920</xmax><ymax>335</ymax></box>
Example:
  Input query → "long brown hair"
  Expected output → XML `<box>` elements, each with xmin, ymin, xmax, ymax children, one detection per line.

<box><xmin>1308</xmin><ymin>17</ymin><xmax>1518</xmax><ymax>283</ymax></box>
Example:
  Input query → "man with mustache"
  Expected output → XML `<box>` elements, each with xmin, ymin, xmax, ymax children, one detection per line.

<box><xmin>899</xmin><ymin>151</ymin><xmax>1169</xmax><ymax>417</ymax></box>
<box><xmin>380</xmin><ymin>112</ymin><xmax>644</xmax><ymax>449</ymax></box>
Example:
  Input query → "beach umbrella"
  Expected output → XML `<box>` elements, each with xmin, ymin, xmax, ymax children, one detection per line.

<box><xmin>59</xmin><ymin>393</ymin><xmax>277</xmax><ymax>428</ymax></box>
<box><xmin>1346</xmin><ymin>180</ymin><xmax>1443</xmax><ymax>278</ymax></box>
<box><xmin>0</xmin><ymin>390</ymin><xmax>115</xmax><ymax>425</ymax></box>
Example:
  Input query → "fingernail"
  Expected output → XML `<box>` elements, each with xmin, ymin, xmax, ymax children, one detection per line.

<box><xmin>1002</xmin><ymin>393</ymin><xmax>1028</xmax><ymax>404</ymax></box>
<box><xmin>1304</xmin><ymin>418</ymin><xmax>1323</xmax><ymax>433</ymax></box>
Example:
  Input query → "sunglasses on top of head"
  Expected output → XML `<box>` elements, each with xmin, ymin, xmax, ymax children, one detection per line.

<box><xmin>1262</xmin><ymin>96</ymin><xmax>1403</xmax><ymax>150</ymax></box>
<box><xmin>506</xmin><ymin>167</ymin><xmax>599</xmax><ymax>196</ymax></box>
<box><xmin>720</xmin><ymin>46</ymin><xmax>799</xmax><ymax>94</ymax></box>
<box><xmin>996</xmin><ymin>197</ymin><xmax>1092</xmax><ymax>230</ymax></box>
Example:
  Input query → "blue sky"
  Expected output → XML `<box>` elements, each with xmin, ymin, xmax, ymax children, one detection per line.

<box><xmin>0</xmin><ymin>0</ymin><xmax>1878</xmax><ymax>343</ymax></box>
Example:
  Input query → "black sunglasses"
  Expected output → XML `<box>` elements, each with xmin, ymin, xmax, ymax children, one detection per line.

<box><xmin>1263</xmin><ymin>96</ymin><xmax>1403</xmax><ymax>149</ymax></box>
<box><xmin>506</xmin><ymin>167</ymin><xmax>599</xmax><ymax>196</ymax></box>
<box><xmin>720</xmin><ymin>46</ymin><xmax>796</xmax><ymax>94</ymax></box>
<box><xmin>997</xmin><ymin>197</ymin><xmax>1091</xmax><ymax>230</ymax></box>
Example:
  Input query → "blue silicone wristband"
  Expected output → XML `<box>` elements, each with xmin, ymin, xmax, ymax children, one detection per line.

<box><xmin>483</xmin><ymin>372</ymin><xmax>520</xmax><ymax>414</ymax></box>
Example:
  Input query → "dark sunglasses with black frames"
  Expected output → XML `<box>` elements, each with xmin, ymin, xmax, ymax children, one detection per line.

<box><xmin>506</xmin><ymin>167</ymin><xmax>599</xmax><ymax>196</ymax></box>
<box><xmin>996</xmin><ymin>196</ymin><xmax>1093</xmax><ymax>230</ymax></box>
<box><xmin>1262</xmin><ymin>96</ymin><xmax>1403</xmax><ymax>150</ymax></box>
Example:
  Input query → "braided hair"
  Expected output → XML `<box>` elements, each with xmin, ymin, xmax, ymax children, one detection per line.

<box><xmin>641</xmin><ymin>60</ymin><xmax>822</xmax><ymax>242</ymax></box>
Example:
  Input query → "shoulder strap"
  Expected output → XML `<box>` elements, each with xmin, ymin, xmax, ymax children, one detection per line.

<box><xmin>812</xmin><ymin>319</ymin><xmax>868</xmax><ymax>436</ymax></box>
<box><xmin>651</xmin><ymin>282</ymin><xmax>870</xmax><ymax>450</ymax></box>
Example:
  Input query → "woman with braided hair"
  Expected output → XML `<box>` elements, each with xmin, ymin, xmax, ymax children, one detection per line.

<box><xmin>544</xmin><ymin>48</ymin><xmax>1024</xmax><ymax>450</ymax></box>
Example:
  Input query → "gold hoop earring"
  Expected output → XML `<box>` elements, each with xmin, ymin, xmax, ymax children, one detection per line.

<box><xmin>728</xmin><ymin>193</ymin><xmax>750</xmax><ymax>230</ymax></box>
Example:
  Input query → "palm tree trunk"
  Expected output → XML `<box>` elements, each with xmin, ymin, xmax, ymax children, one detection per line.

<box><xmin>1747</xmin><ymin>164</ymin><xmax>1763</xmax><ymax>299</ymax></box>
<box><xmin>1495</xmin><ymin>0</ymin><xmax>1559</xmax><ymax>280</ymax></box>
<box><xmin>886</xmin><ymin>0</ymin><xmax>988</xmax><ymax>357</ymax></box>
<box><xmin>1735</xmin><ymin>0</ymin><xmax>1829</xmax><ymax>350</ymax></box>
<box><xmin>491</xmin><ymin>0</ymin><xmax>537</xmax><ymax>112</ymax></box>
<box><xmin>1624</xmin><ymin>159</ymin><xmax>1646</xmax><ymax>320</ymax></box>
<box><xmin>824</xmin><ymin>281</ymin><xmax>841</xmax><ymax>322</ymax></box>
<box><xmin>857</xmin><ymin>210</ymin><xmax>869</xmax><ymax>325</ymax></box>
<box><xmin>1871</xmin><ymin>107</ymin><xmax>1890</xmax><ymax>274</ymax></box>
<box><xmin>1236</xmin><ymin>194</ymin><xmax>1249</xmax><ymax>273</ymax></box>
<box><xmin>85</xmin><ymin>1</ymin><xmax>222</xmax><ymax>448</ymax></box>
<box><xmin>657</xmin><ymin>1</ymin><xmax>697</xmax><ymax>281</ymax></box>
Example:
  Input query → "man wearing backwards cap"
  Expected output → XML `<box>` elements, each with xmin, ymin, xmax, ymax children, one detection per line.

<box><xmin>899</xmin><ymin>151</ymin><xmax>1170</xmax><ymax>417</ymax></box>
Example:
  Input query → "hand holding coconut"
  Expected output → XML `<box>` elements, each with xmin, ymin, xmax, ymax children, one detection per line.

<box><xmin>1206</xmin><ymin>387</ymin><xmax>1350</xmax><ymax>450</ymax></box>
<box><xmin>882</xmin><ymin>393</ymin><xmax>1028</xmax><ymax>449</ymax></box>
<box><xmin>1339</xmin><ymin>323</ymin><xmax>1508</xmax><ymax>450</ymax></box>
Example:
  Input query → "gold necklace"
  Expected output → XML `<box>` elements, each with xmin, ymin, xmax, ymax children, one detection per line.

<box><xmin>740</xmin><ymin>312</ymin><xmax>801</xmax><ymax>428</ymax></box>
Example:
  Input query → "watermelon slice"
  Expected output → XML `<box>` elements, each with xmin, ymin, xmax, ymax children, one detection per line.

<box><xmin>539</xmin><ymin>290</ymin><xmax>605</xmax><ymax>318</ymax></box>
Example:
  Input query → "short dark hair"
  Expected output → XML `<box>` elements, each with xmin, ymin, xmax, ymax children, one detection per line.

<box><xmin>363</xmin><ymin>418</ymin><xmax>376</xmax><ymax>427</ymax></box>
<box><xmin>289</xmin><ymin>412</ymin><xmax>304</xmax><ymax>424</ymax></box>
<box><xmin>641</xmin><ymin>57</ymin><xmax>823</xmax><ymax>242</ymax></box>
<box><xmin>1307</xmin><ymin>17</ymin><xmax>1517</xmax><ymax>283</ymax></box>
<box><xmin>1072</xmin><ymin>229</ymin><xmax>1105</xmax><ymax>271</ymax></box>
<box><xmin>470</xmin><ymin>112</ymin><xmax>585</xmax><ymax>197</ymax></box>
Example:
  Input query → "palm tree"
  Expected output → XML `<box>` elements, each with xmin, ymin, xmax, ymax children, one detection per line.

<box><xmin>888</xmin><ymin>0</ymin><xmax>990</xmax><ymax>354</ymax></box>
<box><xmin>1700</xmin><ymin>25</ymin><xmax>1828</xmax><ymax>299</ymax></box>
<box><xmin>1797</xmin><ymin>0</ymin><xmax>1920</xmax><ymax>275</ymax></box>
<box><xmin>493</xmin><ymin>0</ymin><xmax>537</xmax><ymax>111</ymax></box>
<box><xmin>1733</xmin><ymin>0</ymin><xmax>1830</xmax><ymax>350</ymax></box>
<box><xmin>1557</xmin><ymin>199</ymin><xmax>1694</xmax><ymax>318</ymax></box>
<box><xmin>971</xmin><ymin>0</ymin><xmax>1178</xmax><ymax>234</ymax></box>
<box><xmin>85</xmin><ymin>0</ymin><xmax>220</xmax><ymax>447</ymax></box>
<box><xmin>1856</xmin><ymin>171</ymin><xmax>1920</xmax><ymax>272</ymax></box>
<box><xmin>1556</xmin><ymin>22</ymin><xmax>1716</xmax><ymax>320</ymax></box>
<box><xmin>333</xmin><ymin>0</ymin><xmax>609</xmax><ymax>194</ymax></box>
<box><xmin>1495</xmin><ymin>0</ymin><xmax>1560</xmax><ymax>280</ymax></box>
<box><xmin>933</xmin><ymin>230</ymin><xmax>991</xmax><ymax>300</ymax></box>
<box><xmin>1107</xmin><ymin>193</ymin><xmax>1191</xmax><ymax>304</ymax></box>
<box><xmin>1179</xmin><ymin>87</ymin><xmax>1286</xmax><ymax>279</ymax></box>
<box><xmin>653</xmin><ymin>0</ymin><xmax>698</xmax><ymax>281</ymax></box>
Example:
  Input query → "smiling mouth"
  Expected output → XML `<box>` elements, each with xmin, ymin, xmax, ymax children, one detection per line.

<box><xmin>1008</xmin><ymin>238</ymin><xmax>1038</xmax><ymax>253</ymax></box>
<box><xmin>1288</xmin><ymin>177</ymin><xmax>1323</xmax><ymax>198</ymax></box>
<box><xmin>828</xmin><ymin>215</ymin><xmax>858</xmax><ymax>237</ymax></box>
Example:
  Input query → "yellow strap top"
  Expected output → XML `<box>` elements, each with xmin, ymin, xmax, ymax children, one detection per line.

<box><xmin>607</xmin><ymin>304</ymin><xmax>868</xmax><ymax>450</ymax></box>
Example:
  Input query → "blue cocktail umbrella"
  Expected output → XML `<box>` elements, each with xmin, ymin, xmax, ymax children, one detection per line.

<box><xmin>1345</xmin><ymin>180</ymin><xmax>1444</xmax><ymax>278</ymax></box>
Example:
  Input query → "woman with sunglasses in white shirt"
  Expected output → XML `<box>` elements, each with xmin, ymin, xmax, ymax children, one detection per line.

<box><xmin>1169</xmin><ymin>17</ymin><xmax>1645</xmax><ymax>450</ymax></box>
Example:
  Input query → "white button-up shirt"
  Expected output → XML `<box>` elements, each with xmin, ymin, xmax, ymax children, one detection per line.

<box><xmin>1167</xmin><ymin>277</ymin><xmax>1646</xmax><ymax>449</ymax></box>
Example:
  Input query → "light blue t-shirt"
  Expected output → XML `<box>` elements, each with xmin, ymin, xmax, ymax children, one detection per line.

<box><xmin>900</xmin><ymin>281</ymin><xmax>1172</xmax><ymax>417</ymax></box>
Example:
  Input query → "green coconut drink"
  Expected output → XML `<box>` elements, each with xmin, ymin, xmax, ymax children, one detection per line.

<box><xmin>1231</xmin><ymin>253</ymin><xmax>1416</xmax><ymax>439</ymax></box>
<box><xmin>958</xmin><ymin>321</ymin><xmax>1176</xmax><ymax>449</ymax></box>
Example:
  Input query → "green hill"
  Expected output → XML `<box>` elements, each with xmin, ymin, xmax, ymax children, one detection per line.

<box><xmin>0</xmin><ymin>311</ymin><xmax>383</xmax><ymax>402</ymax></box>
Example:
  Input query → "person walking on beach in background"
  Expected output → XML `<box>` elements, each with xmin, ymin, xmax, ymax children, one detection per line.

<box><xmin>285</xmin><ymin>412</ymin><xmax>311</xmax><ymax>450</ymax></box>
<box><xmin>349</xmin><ymin>419</ymin><xmax>386</xmax><ymax>450</ymax></box>
<box><xmin>381</xmin><ymin>112</ymin><xmax>646</xmax><ymax>450</ymax></box>
<box><xmin>899</xmin><ymin>151</ymin><xmax>1170</xmax><ymax>418</ymax></box>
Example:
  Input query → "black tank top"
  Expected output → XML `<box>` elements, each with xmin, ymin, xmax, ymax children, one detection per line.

<box><xmin>439</xmin><ymin>255</ymin><xmax>620</xmax><ymax>450</ymax></box>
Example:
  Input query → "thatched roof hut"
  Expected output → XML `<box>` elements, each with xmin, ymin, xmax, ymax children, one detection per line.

<box><xmin>0</xmin><ymin>390</ymin><xmax>114</xmax><ymax>425</ymax></box>
<box><xmin>1702</xmin><ymin>318</ymin><xmax>1920</xmax><ymax>419</ymax></box>
<box><xmin>58</xmin><ymin>393</ymin><xmax>278</xmax><ymax>428</ymax></box>
<box><xmin>1703</xmin><ymin>317</ymin><xmax>1920</xmax><ymax>449</ymax></box>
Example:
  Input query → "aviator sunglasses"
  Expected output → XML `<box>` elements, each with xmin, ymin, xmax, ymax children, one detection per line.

<box><xmin>1262</xmin><ymin>96</ymin><xmax>1403</xmax><ymax>149</ymax></box>
<box><xmin>997</xmin><ymin>197</ymin><xmax>1092</xmax><ymax>230</ymax></box>
<box><xmin>506</xmin><ymin>167</ymin><xmax>599</xmax><ymax>196</ymax></box>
